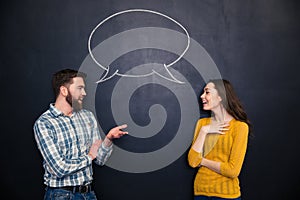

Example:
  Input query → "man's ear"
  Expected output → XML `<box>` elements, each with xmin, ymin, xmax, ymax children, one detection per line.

<box><xmin>60</xmin><ymin>86</ymin><xmax>68</xmax><ymax>97</ymax></box>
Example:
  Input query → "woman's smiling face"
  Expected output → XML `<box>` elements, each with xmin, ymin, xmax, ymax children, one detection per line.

<box><xmin>200</xmin><ymin>82</ymin><xmax>222</xmax><ymax>111</ymax></box>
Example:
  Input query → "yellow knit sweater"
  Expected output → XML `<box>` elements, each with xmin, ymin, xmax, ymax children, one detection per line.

<box><xmin>188</xmin><ymin>118</ymin><xmax>248</xmax><ymax>198</ymax></box>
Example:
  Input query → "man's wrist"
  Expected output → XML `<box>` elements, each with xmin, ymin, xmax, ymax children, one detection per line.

<box><xmin>88</xmin><ymin>153</ymin><xmax>95</xmax><ymax>160</ymax></box>
<box><xmin>103</xmin><ymin>136</ymin><xmax>113</xmax><ymax>147</ymax></box>
<box><xmin>106</xmin><ymin>134</ymin><xmax>113</xmax><ymax>140</ymax></box>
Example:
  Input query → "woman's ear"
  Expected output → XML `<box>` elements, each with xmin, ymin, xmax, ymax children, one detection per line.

<box><xmin>218</xmin><ymin>95</ymin><xmax>222</xmax><ymax>102</ymax></box>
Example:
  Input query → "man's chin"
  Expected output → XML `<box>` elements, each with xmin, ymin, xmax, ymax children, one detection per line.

<box><xmin>72</xmin><ymin>102</ymin><xmax>83</xmax><ymax>111</ymax></box>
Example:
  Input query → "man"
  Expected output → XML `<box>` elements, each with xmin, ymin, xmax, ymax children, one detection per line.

<box><xmin>34</xmin><ymin>68</ymin><xmax>128</xmax><ymax>199</ymax></box>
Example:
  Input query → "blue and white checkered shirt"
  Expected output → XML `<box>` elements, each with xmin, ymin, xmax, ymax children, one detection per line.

<box><xmin>34</xmin><ymin>104</ymin><xmax>112</xmax><ymax>187</ymax></box>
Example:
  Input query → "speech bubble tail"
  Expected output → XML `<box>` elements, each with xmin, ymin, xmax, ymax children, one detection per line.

<box><xmin>152</xmin><ymin>64</ymin><xmax>185</xmax><ymax>84</ymax></box>
<box><xmin>96</xmin><ymin>65</ymin><xmax>119</xmax><ymax>83</ymax></box>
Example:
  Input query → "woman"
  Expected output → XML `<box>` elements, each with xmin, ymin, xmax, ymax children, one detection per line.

<box><xmin>188</xmin><ymin>79</ymin><xmax>252</xmax><ymax>200</ymax></box>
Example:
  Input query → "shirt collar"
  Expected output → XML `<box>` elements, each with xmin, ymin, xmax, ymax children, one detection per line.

<box><xmin>49</xmin><ymin>103</ymin><xmax>64</xmax><ymax>117</ymax></box>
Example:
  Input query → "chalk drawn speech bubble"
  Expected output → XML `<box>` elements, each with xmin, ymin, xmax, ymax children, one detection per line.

<box><xmin>88</xmin><ymin>9</ymin><xmax>190</xmax><ymax>84</ymax></box>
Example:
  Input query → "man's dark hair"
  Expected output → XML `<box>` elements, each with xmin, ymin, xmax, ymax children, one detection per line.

<box><xmin>52</xmin><ymin>69</ymin><xmax>87</xmax><ymax>98</ymax></box>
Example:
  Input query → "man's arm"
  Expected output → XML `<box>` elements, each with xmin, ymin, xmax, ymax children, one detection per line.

<box><xmin>92</xmin><ymin>123</ymin><xmax>128</xmax><ymax>166</ymax></box>
<box><xmin>33</xmin><ymin>120</ymin><xmax>93</xmax><ymax>178</ymax></box>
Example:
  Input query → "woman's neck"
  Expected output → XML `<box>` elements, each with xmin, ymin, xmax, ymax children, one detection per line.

<box><xmin>212</xmin><ymin>106</ymin><xmax>231</xmax><ymax>122</ymax></box>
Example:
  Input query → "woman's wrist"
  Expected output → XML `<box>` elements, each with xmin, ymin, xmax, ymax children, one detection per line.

<box><xmin>200</xmin><ymin>129</ymin><xmax>208</xmax><ymax>136</ymax></box>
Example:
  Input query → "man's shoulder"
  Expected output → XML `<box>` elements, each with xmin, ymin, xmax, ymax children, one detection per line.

<box><xmin>80</xmin><ymin>109</ymin><xmax>95</xmax><ymax>116</ymax></box>
<box><xmin>34</xmin><ymin>109</ymin><xmax>52</xmax><ymax>123</ymax></box>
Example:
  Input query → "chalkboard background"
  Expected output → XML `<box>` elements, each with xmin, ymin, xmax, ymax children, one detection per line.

<box><xmin>1</xmin><ymin>0</ymin><xmax>299</xmax><ymax>199</ymax></box>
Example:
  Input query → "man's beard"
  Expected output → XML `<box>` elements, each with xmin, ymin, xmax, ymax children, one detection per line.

<box><xmin>66</xmin><ymin>93</ymin><xmax>82</xmax><ymax>112</ymax></box>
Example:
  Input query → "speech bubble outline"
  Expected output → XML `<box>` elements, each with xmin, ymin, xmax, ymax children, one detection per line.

<box><xmin>88</xmin><ymin>9</ymin><xmax>190</xmax><ymax>84</ymax></box>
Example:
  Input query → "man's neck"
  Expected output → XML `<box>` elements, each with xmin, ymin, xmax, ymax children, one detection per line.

<box><xmin>54</xmin><ymin>97</ymin><xmax>73</xmax><ymax>116</ymax></box>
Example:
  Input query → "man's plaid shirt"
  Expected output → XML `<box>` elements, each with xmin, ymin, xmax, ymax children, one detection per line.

<box><xmin>34</xmin><ymin>104</ymin><xmax>112</xmax><ymax>187</ymax></box>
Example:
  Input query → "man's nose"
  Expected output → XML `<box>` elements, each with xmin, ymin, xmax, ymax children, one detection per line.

<box><xmin>82</xmin><ymin>89</ymin><xmax>87</xmax><ymax>96</ymax></box>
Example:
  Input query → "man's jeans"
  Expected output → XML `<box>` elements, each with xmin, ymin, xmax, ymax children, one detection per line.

<box><xmin>44</xmin><ymin>187</ymin><xmax>97</xmax><ymax>200</ymax></box>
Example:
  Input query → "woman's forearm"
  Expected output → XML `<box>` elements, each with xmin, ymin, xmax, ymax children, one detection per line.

<box><xmin>201</xmin><ymin>158</ymin><xmax>221</xmax><ymax>174</ymax></box>
<box><xmin>191</xmin><ymin>130</ymin><xmax>207</xmax><ymax>153</ymax></box>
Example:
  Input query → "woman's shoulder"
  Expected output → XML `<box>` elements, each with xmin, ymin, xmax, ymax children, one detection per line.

<box><xmin>231</xmin><ymin>119</ymin><xmax>249</xmax><ymax>133</ymax></box>
<box><xmin>232</xmin><ymin>119</ymin><xmax>248</xmax><ymax>127</ymax></box>
<box><xmin>197</xmin><ymin>117</ymin><xmax>210</xmax><ymax>125</ymax></box>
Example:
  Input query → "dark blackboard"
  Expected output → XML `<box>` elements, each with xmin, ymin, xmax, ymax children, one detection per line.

<box><xmin>1</xmin><ymin>0</ymin><xmax>299</xmax><ymax>199</ymax></box>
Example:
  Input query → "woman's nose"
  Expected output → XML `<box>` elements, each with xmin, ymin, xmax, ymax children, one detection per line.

<box><xmin>200</xmin><ymin>93</ymin><xmax>204</xmax><ymax>99</ymax></box>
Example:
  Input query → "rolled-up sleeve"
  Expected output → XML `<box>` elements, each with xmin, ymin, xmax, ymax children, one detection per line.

<box><xmin>188</xmin><ymin>119</ymin><xmax>204</xmax><ymax>168</ymax></box>
<box><xmin>89</xmin><ymin>115</ymin><xmax>113</xmax><ymax>166</ymax></box>
<box><xmin>188</xmin><ymin>148</ymin><xmax>203</xmax><ymax>168</ymax></box>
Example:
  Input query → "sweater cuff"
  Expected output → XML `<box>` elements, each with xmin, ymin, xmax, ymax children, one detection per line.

<box><xmin>188</xmin><ymin>148</ymin><xmax>203</xmax><ymax>168</ymax></box>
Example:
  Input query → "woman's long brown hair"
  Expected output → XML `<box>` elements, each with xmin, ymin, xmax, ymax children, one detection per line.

<box><xmin>209</xmin><ymin>79</ymin><xmax>253</xmax><ymax>136</ymax></box>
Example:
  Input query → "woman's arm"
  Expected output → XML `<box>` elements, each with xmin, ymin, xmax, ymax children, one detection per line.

<box><xmin>188</xmin><ymin>120</ymin><xmax>204</xmax><ymax>168</ymax></box>
<box><xmin>200</xmin><ymin>122</ymin><xmax>248</xmax><ymax>178</ymax></box>
<box><xmin>188</xmin><ymin>119</ymin><xmax>229</xmax><ymax>168</ymax></box>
